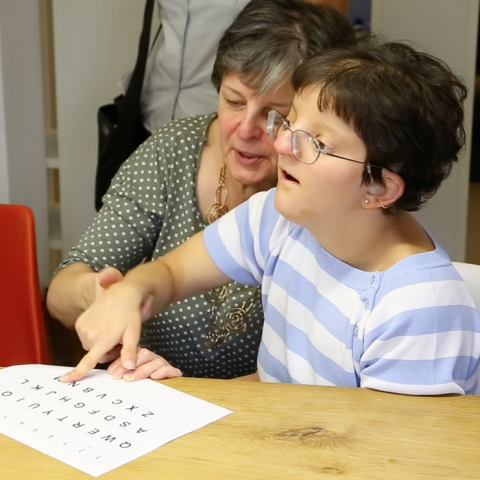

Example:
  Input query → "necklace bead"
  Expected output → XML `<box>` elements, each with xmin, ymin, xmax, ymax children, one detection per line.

<box><xmin>205</xmin><ymin>163</ymin><xmax>228</xmax><ymax>224</ymax></box>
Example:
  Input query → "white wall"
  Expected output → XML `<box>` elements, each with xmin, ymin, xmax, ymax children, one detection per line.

<box><xmin>52</xmin><ymin>0</ymin><xmax>144</xmax><ymax>255</ymax></box>
<box><xmin>0</xmin><ymin>29</ymin><xmax>9</xmax><ymax>204</ymax></box>
<box><xmin>371</xmin><ymin>0</ymin><xmax>480</xmax><ymax>261</ymax></box>
<box><xmin>0</xmin><ymin>0</ymin><xmax>49</xmax><ymax>288</ymax></box>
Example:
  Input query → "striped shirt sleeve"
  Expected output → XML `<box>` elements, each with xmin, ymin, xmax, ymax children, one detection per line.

<box><xmin>360</xmin><ymin>279</ymin><xmax>480</xmax><ymax>395</ymax></box>
<box><xmin>203</xmin><ymin>190</ymin><xmax>280</xmax><ymax>286</ymax></box>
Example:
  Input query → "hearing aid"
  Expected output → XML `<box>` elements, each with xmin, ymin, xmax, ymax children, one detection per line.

<box><xmin>368</xmin><ymin>184</ymin><xmax>382</xmax><ymax>195</ymax></box>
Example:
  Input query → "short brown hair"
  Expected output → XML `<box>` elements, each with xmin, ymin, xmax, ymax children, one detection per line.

<box><xmin>211</xmin><ymin>0</ymin><xmax>356</xmax><ymax>94</ymax></box>
<box><xmin>292</xmin><ymin>38</ymin><xmax>467</xmax><ymax>212</ymax></box>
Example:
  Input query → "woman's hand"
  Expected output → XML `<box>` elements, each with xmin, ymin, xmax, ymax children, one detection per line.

<box><xmin>107</xmin><ymin>347</ymin><xmax>182</xmax><ymax>381</ymax></box>
<box><xmin>46</xmin><ymin>264</ymin><xmax>124</xmax><ymax>329</ymax></box>
<box><xmin>96</xmin><ymin>267</ymin><xmax>124</xmax><ymax>295</ymax></box>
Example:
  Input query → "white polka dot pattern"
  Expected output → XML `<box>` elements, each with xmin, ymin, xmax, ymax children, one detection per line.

<box><xmin>58</xmin><ymin>113</ymin><xmax>264</xmax><ymax>378</ymax></box>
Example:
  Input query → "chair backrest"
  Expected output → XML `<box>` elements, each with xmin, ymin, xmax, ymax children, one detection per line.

<box><xmin>0</xmin><ymin>204</ymin><xmax>51</xmax><ymax>366</ymax></box>
<box><xmin>451</xmin><ymin>261</ymin><xmax>480</xmax><ymax>395</ymax></box>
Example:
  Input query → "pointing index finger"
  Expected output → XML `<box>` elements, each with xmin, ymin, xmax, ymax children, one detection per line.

<box><xmin>59</xmin><ymin>345</ymin><xmax>111</xmax><ymax>382</ymax></box>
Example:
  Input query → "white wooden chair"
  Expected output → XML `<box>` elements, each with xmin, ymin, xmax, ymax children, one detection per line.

<box><xmin>451</xmin><ymin>261</ymin><xmax>480</xmax><ymax>395</ymax></box>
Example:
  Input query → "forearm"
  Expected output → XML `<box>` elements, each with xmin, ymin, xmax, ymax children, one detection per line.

<box><xmin>46</xmin><ymin>263</ymin><xmax>97</xmax><ymax>329</ymax></box>
<box><xmin>118</xmin><ymin>260</ymin><xmax>176</xmax><ymax>317</ymax></box>
<box><xmin>121</xmin><ymin>231</ymin><xmax>231</xmax><ymax>317</ymax></box>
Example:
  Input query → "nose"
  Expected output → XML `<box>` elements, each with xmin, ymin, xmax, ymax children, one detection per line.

<box><xmin>237</xmin><ymin>112</ymin><xmax>264</xmax><ymax>141</ymax></box>
<box><xmin>274</xmin><ymin>128</ymin><xmax>293</xmax><ymax>157</ymax></box>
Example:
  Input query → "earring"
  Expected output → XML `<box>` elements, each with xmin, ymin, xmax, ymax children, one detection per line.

<box><xmin>364</xmin><ymin>199</ymin><xmax>369</xmax><ymax>204</ymax></box>
<box><xmin>379</xmin><ymin>197</ymin><xmax>392</xmax><ymax>209</ymax></box>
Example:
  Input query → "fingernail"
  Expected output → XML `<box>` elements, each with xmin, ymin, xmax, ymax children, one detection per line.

<box><xmin>60</xmin><ymin>374</ymin><xmax>73</xmax><ymax>383</ymax></box>
<box><xmin>123</xmin><ymin>374</ymin><xmax>134</xmax><ymax>381</ymax></box>
<box><xmin>123</xmin><ymin>360</ymin><xmax>135</xmax><ymax>370</ymax></box>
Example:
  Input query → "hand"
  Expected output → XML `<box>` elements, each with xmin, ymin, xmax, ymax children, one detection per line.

<box><xmin>107</xmin><ymin>348</ymin><xmax>182</xmax><ymax>381</ymax></box>
<box><xmin>95</xmin><ymin>266</ymin><xmax>123</xmax><ymax>298</ymax></box>
<box><xmin>46</xmin><ymin>264</ymin><xmax>124</xmax><ymax>330</ymax></box>
<box><xmin>60</xmin><ymin>283</ymin><xmax>153</xmax><ymax>383</ymax></box>
<box><xmin>95</xmin><ymin>268</ymin><xmax>154</xmax><ymax>328</ymax></box>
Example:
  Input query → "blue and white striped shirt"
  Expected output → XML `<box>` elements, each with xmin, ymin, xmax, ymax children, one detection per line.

<box><xmin>204</xmin><ymin>189</ymin><xmax>480</xmax><ymax>395</ymax></box>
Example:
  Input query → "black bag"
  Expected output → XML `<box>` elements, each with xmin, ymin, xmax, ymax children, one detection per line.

<box><xmin>94</xmin><ymin>0</ymin><xmax>155</xmax><ymax>211</ymax></box>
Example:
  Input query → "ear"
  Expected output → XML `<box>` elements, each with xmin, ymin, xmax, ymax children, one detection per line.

<box><xmin>362</xmin><ymin>169</ymin><xmax>404</xmax><ymax>209</ymax></box>
<box><xmin>377</xmin><ymin>169</ymin><xmax>404</xmax><ymax>208</ymax></box>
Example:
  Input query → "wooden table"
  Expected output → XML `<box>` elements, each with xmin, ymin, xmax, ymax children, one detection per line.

<box><xmin>1</xmin><ymin>377</ymin><xmax>479</xmax><ymax>479</ymax></box>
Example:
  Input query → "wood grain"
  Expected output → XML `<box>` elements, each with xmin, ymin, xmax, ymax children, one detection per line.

<box><xmin>1</xmin><ymin>378</ymin><xmax>479</xmax><ymax>479</ymax></box>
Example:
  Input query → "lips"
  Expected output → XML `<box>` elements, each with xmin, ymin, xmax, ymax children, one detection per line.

<box><xmin>280</xmin><ymin>168</ymin><xmax>299</xmax><ymax>184</ymax></box>
<box><xmin>234</xmin><ymin>149</ymin><xmax>267</xmax><ymax>166</ymax></box>
<box><xmin>239</xmin><ymin>150</ymin><xmax>261</xmax><ymax>159</ymax></box>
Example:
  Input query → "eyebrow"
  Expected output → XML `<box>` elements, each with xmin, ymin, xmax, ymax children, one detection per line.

<box><xmin>289</xmin><ymin>103</ymin><xmax>326</xmax><ymax>136</ymax></box>
<box><xmin>223</xmin><ymin>86</ymin><xmax>243</xmax><ymax>96</ymax></box>
<box><xmin>224</xmin><ymin>86</ymin><xmax>292</xmax><ymax>109</ymax></box>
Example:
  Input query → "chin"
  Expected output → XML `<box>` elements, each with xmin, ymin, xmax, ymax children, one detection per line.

<box><xmin>274</xmin><ymin>189</ymin><xmax>294</xmax><ymax>220</ymax></box>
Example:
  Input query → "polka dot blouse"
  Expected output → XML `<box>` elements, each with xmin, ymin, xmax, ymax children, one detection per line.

<box><xmin>59</xmin><ymin>114</ymin><xmax>264</xmax><ymax>378</ymax></box>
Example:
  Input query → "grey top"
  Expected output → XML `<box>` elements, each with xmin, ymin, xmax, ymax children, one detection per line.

<box><xmin>136</xmin><ymin>0</ymin><xmax>250</xmax><ymax>132</ymax></box>
<box><xmin>59</xmin><ymin>114</ymin><xmax>263</xmax><ymax>378</ymax></box>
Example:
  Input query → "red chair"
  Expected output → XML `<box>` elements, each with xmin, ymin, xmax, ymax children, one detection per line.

<box><xmin>0</xmin><ymin>204</ymin><xmax>51</xmax><ymax>365</ymax></box>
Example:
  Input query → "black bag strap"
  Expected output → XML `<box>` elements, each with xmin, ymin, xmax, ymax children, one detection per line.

<box><xmin>125</xmin><ymin>0</ymin><xmax>156</xmax><ymax>102</ymax></box>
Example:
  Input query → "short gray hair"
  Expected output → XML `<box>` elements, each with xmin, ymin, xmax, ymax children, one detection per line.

<box><xmin>211</xmin><ymin>0</ymin><xmax>356</xmax><ymax>94</ymax></box>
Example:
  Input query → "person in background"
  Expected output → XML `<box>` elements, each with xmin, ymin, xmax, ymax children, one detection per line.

<box><xmin>59</xmin><ymin>37</ymin><xmax>480</xmax><ymax>395</ymax></box>
<box><xmin>138</xmin><ymin>0</ymin><xmax>250</xmax><ymax>133</ymax></box>
<box><xmin>140</xmin><ymin>0</ymin><xmax>349</xmax><ymax>133</ymax></box>
<box><xmin>47</xmin><ymin>0</ymin><xmax>356</xmax><ymax>380</ymax></box>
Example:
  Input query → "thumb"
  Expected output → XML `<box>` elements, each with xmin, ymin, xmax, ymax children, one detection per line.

<box><xmin>97</xmin><ymin>267</ymin><xmax>123</xmax><ymax>289</ymax></box>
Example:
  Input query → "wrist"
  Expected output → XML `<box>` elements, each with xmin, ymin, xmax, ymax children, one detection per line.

<box><xmin>107</xmin><ymin>281</ymin><xmax>146</xmax><ymax>308</ymax></box>
<box><xmin>79</xmin><ymin>270</ymin><xmax>101</xmax><ymax>312</ymax></box>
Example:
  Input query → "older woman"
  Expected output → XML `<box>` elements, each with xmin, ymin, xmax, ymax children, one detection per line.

<box><xmin>47</xmin><ymin>0</ymin><xmax>356</xmax><ymax>379</ymax></box>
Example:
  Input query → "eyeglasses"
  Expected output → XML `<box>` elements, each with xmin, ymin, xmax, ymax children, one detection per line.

<box><xmin>267</xmin><ymin>109</ymin><xmax>384</xmax><ymax>174</ymax></box>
